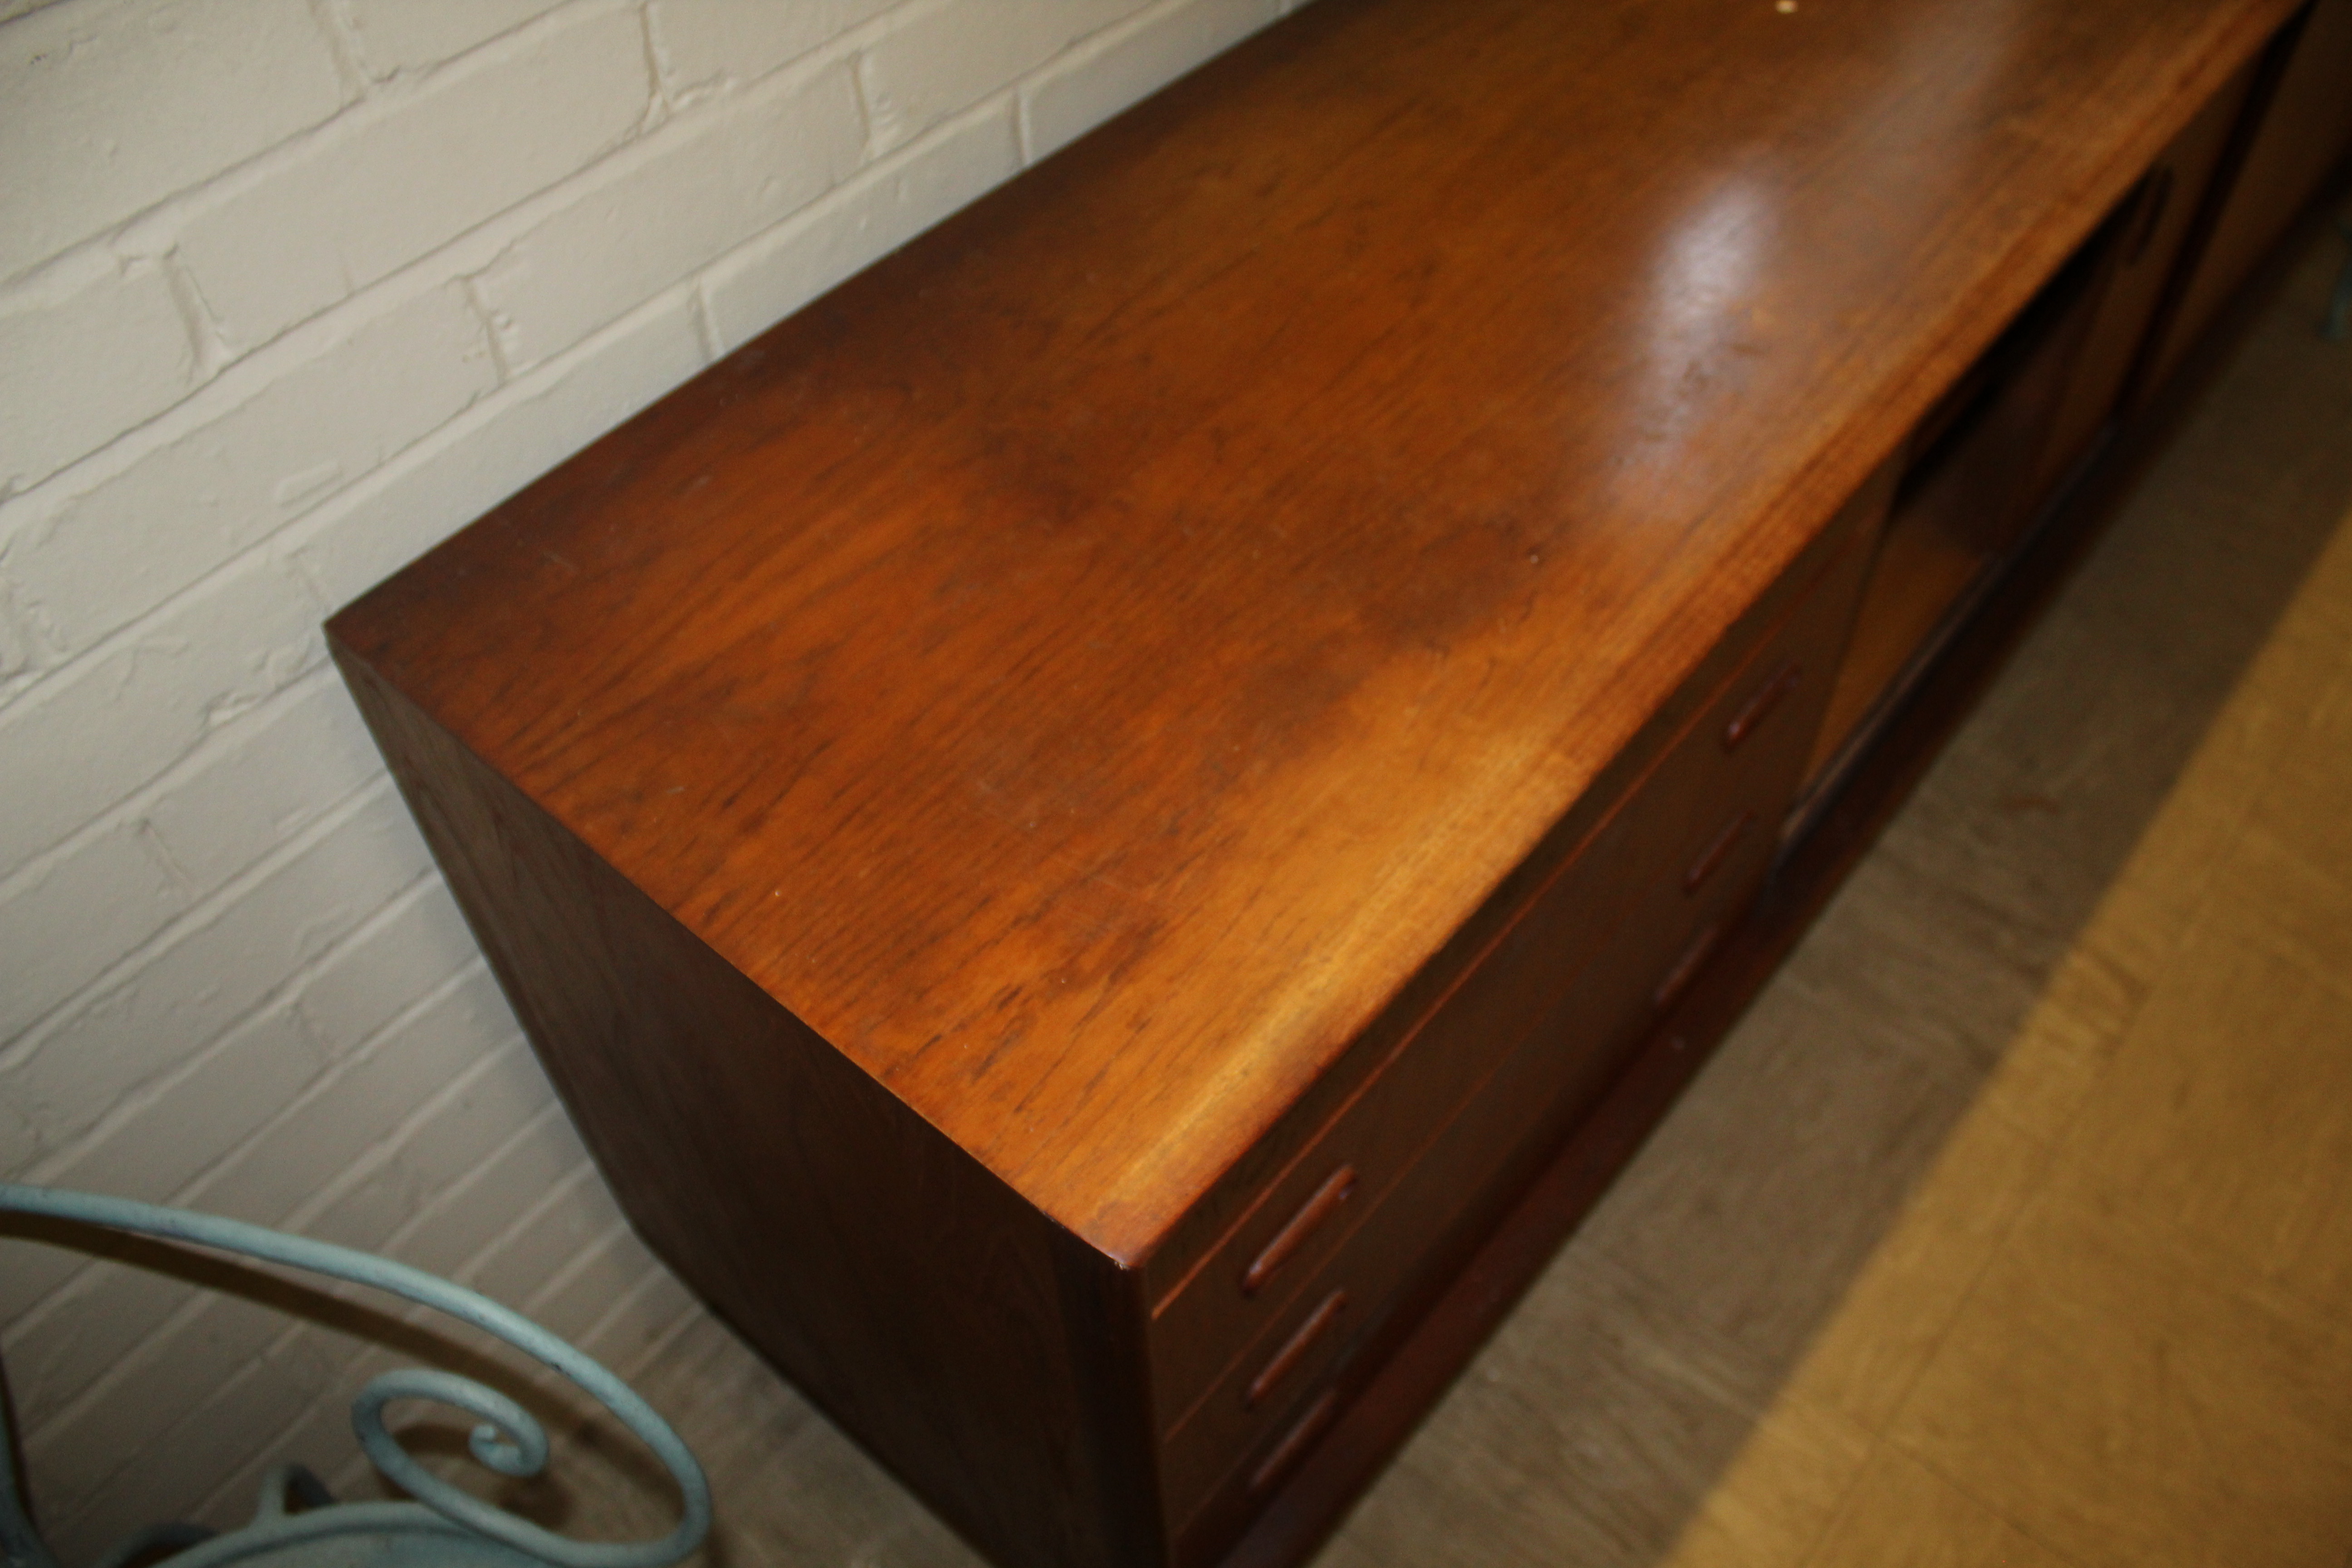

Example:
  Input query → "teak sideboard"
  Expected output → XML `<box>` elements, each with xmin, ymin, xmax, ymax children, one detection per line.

<box><xmin>326</xmin><ymin>3</ymin><xmax>2352</xmax><ymax>1565</ymax></box>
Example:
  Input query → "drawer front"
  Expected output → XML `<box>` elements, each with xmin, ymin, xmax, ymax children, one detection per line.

<box><xmin>1148</xmin><ymin>520</ymin><xmax>1873</xmax><ymax>1483</ymax></box>
<box><xmin>1161</xmin><ymin>940</ymin><xmax>1635</xmax><ymax>1528</ymax></box>
<box><xmin>1145</xmin><ymin>757</ymin><xmax>1644</xmax><ymax>1429</ymax></box>
<box><xmin>1570</xmin><ymin>514</ymin><xmax>1873</xmax><ymax>1034</ymax></box>
<box><xmin>1166</xmin><ymin>897</ymin><xmax>1705</xmax><ymax>1563</ymax></box>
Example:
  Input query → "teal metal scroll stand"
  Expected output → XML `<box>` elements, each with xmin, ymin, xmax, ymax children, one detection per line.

<box><xmin>0</xmin><ymin>1183</ymin><xmax>711</xmax><ymax>1568</ymax></box>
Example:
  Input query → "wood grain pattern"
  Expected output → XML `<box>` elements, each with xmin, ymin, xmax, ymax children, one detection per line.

<box><xmin>318</xmin><ymin>3</ymin><xmax>2332</xmax><ymax>1565</ymax></box>
<box><xmin>323</xmin><ymin>199</ymin><xmax>2352</xmax><ymax>1568</ymax></box>
<box><xmin>1197</xmin><ymin>345</ymin><xmax>2208</xmax><ymax>1565</ymax></box>
<box><xmin>1144</xmin><ymin>494</ymin><xmax>1875</xmax><ymax>1449</ymax></box>
<box><xmin>328</xmin><ymin>649</ymin><xmax>1161</xmax><ymax>1568</ymax></box>
<box><xmin>327</xmin><ymin>0</ymin><xmax>2296</xmax><ymax>1271</ymax></box>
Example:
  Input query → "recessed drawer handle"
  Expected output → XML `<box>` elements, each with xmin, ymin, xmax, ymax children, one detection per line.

<box><xmin>1682</xmin><ymin>809</ymin><xmax>1757</xmax><ymax>895</ymax></box>
<box><xmin>1249</xmin><ymin>1387</ymin><xmax>1341</xmax><ymax>1496</ymax></box>
<box><xmin>1242</xmin><ymin>1165</ymin><xmax>1357</xmax><ymax>1297</ymax></box>
<box><xmin>1651</xmin><ymin>920</ymin><xmax>1725</xmax><ymax>1014</ymax></box>
<box><xmin>1723</xmin><ymin>661</ymin><xmax>1803</xmax><ymax>751</ymax></box>
<box><xmin>1246</xmin><ymin>1289</ymin><xmax>1349</xmax><ymax>1410</ymax></box>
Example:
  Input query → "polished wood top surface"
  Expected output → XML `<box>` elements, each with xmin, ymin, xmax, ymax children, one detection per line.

<box><xmin>328</xmin><ymin>0</ymin><xmax>2290</xmax><ymax>1263</ymax></box>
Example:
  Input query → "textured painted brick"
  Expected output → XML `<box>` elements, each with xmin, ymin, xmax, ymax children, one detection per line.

<box><xmin>290</xmin><ymin>878</ymin><xmax>480</xmax><ymax>1057</ymax></box>
<box><xmin>536</xmin><ymin>1222</ymin><xmax>672</xmax><ymax>1354</ymax></box>
<box><xmin>287</xmin><ymin>1028</ymin><xmax>540</xmax><ymax>1258</ymax></box>
<box><xmin>396</xmin><ymin>1106</ymin><xmax>592</xmax><ymax>1281</ymax></box>
<box><xmin>269</xmin><ymin>1072</ymin><xmax>546</xmax><ymax>1283</ymax></box>
<box><xmin>0</xmin><ymin>1004</ymin><xmax>325</xmax><ymax>1328</ymax></box>
<box><xmin>0</xmin><ymin>786</ymin><xmax>432</xmax><ymax>1181</ymax></box>
<box><xmin>648</xmin><ymin>0</ymin><xmax>901</xmax><ymax>100</ymax></box>
<box><xmin>4</xmin><ymin>283</ymin><xmax>495</xmax><ymax>663</ymax></box>
<box><xmin>473</xmin><ymin>62</ymin><xmax>863</xmax><ymax>371</ymax></box>
<box><xmin>577</xmin><ymin>1266</ymin><xmax>699</xmax><ymax>1377</ymax></box>
<box><xmin>141</xmin><ymin>672</ymin><xmax>385</xmax><ymax>897</ymax></box>
<box><xmin>523</xmin><ymin>1216</ymin><xmax>648</xmax><ymax>1341</ymax></box>
<box><xmin>191</xmin><ymin>1395</ymin><xmax>358</xmax><ymax>1529</ymax></box>
<box><xmin>0</xmin><ymin>0</ymin><xmax>347</xmax><ymax>283</ymax></box>
<box><xmin>339</xmin><ymin>0</ymin><xmax>571</xmax><ymax>75</ymax></box>
<box><xmin>6</xmin><ymin>1259</ymin><xmax>191</xmax><ymax>1435</ymax></box>
<box><xmin>467</xmin><ymin>1163</ymin><xmax>612</xmax><ymax>1302</ymax></box>
<box><xmin>39</xmin><ymin>1335</ymin><xmax>314</xmax><ymax>1559</ymax></box>
<box><xmin>0</xmin><ymin>1230</ymin><xmax>95</xmax><ymax>1352</ymax></box>
<box><xmin>702</xmin><ymin>98</ymin><xmax>1021</xmax><ymax>352</ymax></box>
<box><xmin>4</xmin><ymin>1237</ymin><xmax>304</xmax><ymax>1448</ymax></box>
<box><xmin>1024</xmin><ymin>0</ymin><xmax>1281</xmax><ymax>163</ymax></box>
<box><xmin>0</xmin><ymin>256</ymin><xmax>198</xmax><ymax>495</ymax></box>
<box><xmin>859</xmin><ymin>0</ymin><xmax>1142</xmax><ymax>157</ymax></box>
<box><xmin>371</xmin><ymin>1042</ymin><xmax>565</xmax><ymax>1237</ymax></box>
<box><xmin>191</xmin><ymin>968</ymin><xmax>515</xmax><ymax>1234</ymax></box>
<box><xmin>0</xmin><ymin>577</ymin><xmax>39</xmax><ymax>684</ymax></box>
<box><xmin>176</xmin><ymin>3</ymin><xmax>650</xmax><ymax>349</ymax></box>
<box><xmin>0</xmin><ymin>822</ymin><xmax>187</xmax><ymax>1043</ymax></box>
<box><xmin>0</xmin><ymin>1086</ymin><xmax>32</xmax><ymax>1173</ymax></box>
<box><xmin>299</xmin><ymin>1048</ymin><xmax>564</xmax><ymax>1269</ymax></box>
<box><xmin>290</xmin><ymin>1157</ymin><xmax>418</xmax><ymax>1259</ymax></box>
<box><xmin>48</xmin><ymin>1005</ymin><xmax>327</xmax><ymax>1212</ymax></box>
<box><xmin>288</xmin><ymin>289</ymin><xmax>706</xmax><ymax>610</ymax></box>
<box><xmin>0</xmin><ymin>0</ymin><xmax>1369</xmax><ymax>1544</ymax></box>
<box><xmin>0</xmin><ymin>550</ymin><xmax>323</xmax><ymax>871</ymax></box>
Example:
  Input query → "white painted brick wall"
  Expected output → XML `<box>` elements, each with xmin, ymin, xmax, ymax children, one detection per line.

<box><xmin>176</xmin><ymin>3</ymin><xmax>652</xmax><ymax>350</ymax></box>
<box><xmin>0</xmin><ymin>0</ymin><xmax>1306</xmax><ymax>1549</ymax></box>
<box><xmin>472</xmin><ymin>60</ymin><xmax>866</xmax><ymax>372</ymax></box>
<box><xmin>0</xmin><ymin>548</ymin><xmax>326</xmax><ymax>875</ymax></box>
<box><xmin>1025</xmin><ymin>0</ymin><xmax>1285</xmax><ymax>162</ymax></box>
<box><xmin>862</xmin><ymin>0</ymin><xmax>1150</xmax><ymax>157</ymax></box>
<box><xmin>337</xmin><ymin>0</ymin><xmax>574</xmax><ymax>76</ymax></box>
<box><xmin>701</xmin><ymin>98</ymin><xmax>1024</xmax><ymax>351</ymax></box>
<box><xmin>0</xmin><ymin>255</ymin><xmax>201</xmax><ymax>494</ymax></box>
<box><xmin>648</xmin><ymin>0</ymin><xmax>901</xmax><ymax>101</ymax></box>
<box><xmin>0</xmin><ymin>0</ymin><xmax>348</xmax><ymax>284</ymax></box>
<box><xmin>6</xmin><ymin>282</ymin><xmax>497</xmax><ymax>662</ymax></box>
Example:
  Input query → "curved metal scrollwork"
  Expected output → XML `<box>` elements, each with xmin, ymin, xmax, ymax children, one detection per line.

<box><xmin>0</xmin><ymin>1182</ymin><xmax>712</xmax><ymax>1568</ymax></box>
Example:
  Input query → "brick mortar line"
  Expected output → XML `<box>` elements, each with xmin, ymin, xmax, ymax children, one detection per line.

<box><xmin>9</xmin><ymin>969</ymin><xmax>518</xmax><ymax>1413</ymax></box>
<box><xmin>7</xmin><ymin>54</ymin><xmax>1051</xmax><ymax>738</ymax></box>
<box><xmin>0</xmin><ymin>0</ymin><xmax>640</xmax><ymax>306</ymax></box>
<box><xmin>14</xmin><ymin>1022</ymin><xmax>550</xmax><ymax>1532</ymax></box>
<box><xmin>0</xmin><ymin>29</ymin><xmax>965</xmax><ymax>729</ymax></box>
<box><xmin>5</xmin><ymin>0</ymin><xmax>1305</xmax><ymax>1539</ymax></box>
<box><xmin>0</xmin><ymin>662</ymin><xmax>351</xmax><ymax>988</ymax></box>
<box><xmin>0</xmin><ymin>0</ymin><xmax>1210</xmax><ymax>699</ymax></box>
<box><xmin>0</xmin><ymin>773</ymin><xmax>396</xmax><ymax>1086</ymax></box>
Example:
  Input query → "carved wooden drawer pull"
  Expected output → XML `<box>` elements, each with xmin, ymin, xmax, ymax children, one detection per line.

<box><xmin>1242</xmin><ymin>1165</ymin><xmax>1357</xmax><ymax>1297</ymax></box>
<box><xmin>1249</xmin><ymin>1388</ymin><xmax>1341</xmax><ymax>1497</ymax></box>
<box><xmin>1652</xmin><ymin>921</ymin><xmax>1726</xmax><ymax>1014</ymax></box>
<box><xmin>1723</xmin><ymin>661</ymin><xmax>1803</xmax><ymax>751</ymax></box>
<box><xmin>1683</xmin><ymin>809</ymin><xmax>1758</xmax><ymax>896</ymax></box>
<box><xmin>1246</xmin><ymin>1289</ymin><xmax>1349</xmax><ymax>1411</ymax></box>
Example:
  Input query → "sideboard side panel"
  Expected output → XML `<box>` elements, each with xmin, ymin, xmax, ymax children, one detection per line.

<box><xmin>327</xmin><ymin>638</ymin><xmax>1162</xmax><ymax>1568</ymax></box>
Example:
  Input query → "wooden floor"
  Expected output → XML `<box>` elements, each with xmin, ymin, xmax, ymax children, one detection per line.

<box><xmin>512</xmin><ymin>218</ymin><xmax>2352</xmax><ymax>1568</ymax></box>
